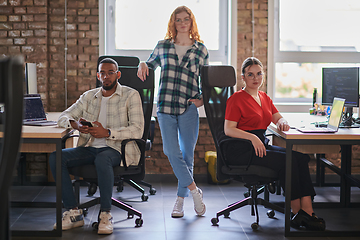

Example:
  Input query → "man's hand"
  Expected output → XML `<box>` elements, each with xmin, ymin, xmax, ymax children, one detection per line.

<box><xmin>87</xmin><ymin>121</ymin><xmax>109</xmax><ymax>138</ymax></box>
<box><xmin>70</xmin><ymin>118</ymin><xmax>92</xmax><ymax>134</ymax></box>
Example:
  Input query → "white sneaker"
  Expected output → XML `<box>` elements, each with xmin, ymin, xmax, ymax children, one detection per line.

<box><xmin>171</xmin><ymin>197</ymin><xmax>184</xmax><ymax>218</ymax></box>
<box><xmin>191</xmin><ymin>188</ymin><xmax>206</xmax><ymax>216</ymax></box>
<box><xmin>53</xmin><ymin>209</ymin><xmax>84</xmax><ymax>230</ymax></box>
<box><xmin>98</xmin><ymin>211</ymin><xmax>113</xmax><ymax>235</ymax></box>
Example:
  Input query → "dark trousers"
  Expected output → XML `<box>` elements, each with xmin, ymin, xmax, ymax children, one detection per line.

<box><xmin>225</xmin><ymin>141</ymin><xmax>315</xmax><ymax>201</ymax></box>
<box><xmin>254</xmin><ymin>144</ymin><xmax>316</xmax><ymax>200</ymax></box>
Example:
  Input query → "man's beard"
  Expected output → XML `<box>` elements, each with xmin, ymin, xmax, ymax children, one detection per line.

<box><xmin>102</xmin><ymin>80</ymin><xmax>117</xmax><ymax>91</ymax></box>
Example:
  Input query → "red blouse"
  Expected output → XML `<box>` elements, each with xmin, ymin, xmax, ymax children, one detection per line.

<box><xmin>225</xmin><ymin>90</ymin><xmax>279</xmax><ymax>131</ymax></box>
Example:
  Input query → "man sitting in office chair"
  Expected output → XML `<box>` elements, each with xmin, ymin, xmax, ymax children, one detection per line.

<box><xmin>49</xmin><ymin>58</ymin><xmax>144</xmax><ymax>235</ymax></box>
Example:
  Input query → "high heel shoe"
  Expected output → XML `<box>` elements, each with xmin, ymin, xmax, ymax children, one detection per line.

<box><xmin>291</xmin><ymin>209</ymin><xmax>326</xmax><ymax>231</ymax></box>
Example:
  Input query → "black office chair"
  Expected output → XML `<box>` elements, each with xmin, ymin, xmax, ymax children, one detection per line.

<box><xmin>201</xmin><ymin>65</ymin><xmax>284</xmax><ymax>230</ymax></box>
<box><xmin>94</xmin><ymin>55</ymin><xmax>157</xmax><ymax>197</ymax></box>
<box><xmin>66</xmin><ymin>66</ymin><xmax>155</xmax><ymax>228</ymax></box>
<box><xmin>96</xmin><ymin>55</ymin><xmax>140</xmax><ymax>68</ymax></box>
<box><xmin>0</xmin><ymin>56</ymin><xmax>24</xmax><ymax>239</ymax></box>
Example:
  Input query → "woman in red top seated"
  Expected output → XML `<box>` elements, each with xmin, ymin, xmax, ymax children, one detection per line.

<box><xmin>224</xmin><ymin>57</ymin><xmax>325</xmax><ymax>231</ymax></box>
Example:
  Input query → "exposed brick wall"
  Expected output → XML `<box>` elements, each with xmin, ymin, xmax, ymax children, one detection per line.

<box><xmin>48</xmin><ymin>0</ymin><xmax>99</xmax><ymax>111</ymax></box>
<box><xmin>1</xmin><ymin>0</ymin><xmax>359</xmax><ymax>176</ymax></box>
<box><xmin>237</xmin><ymin>0</ymin><xmax>268</xmax><ymax>91</ymax></box>
<box><xmin>0</xmin><ymin>0</ymin><xmax>98</xmax><ymax>111</ymax></box>
<box><xmin>145</xmin><ymin>119</ymin><xmax>216</xmax><ymax>174</ymax></box>
<box><xmin>0</xmin><ymin>0</ymin><xmax>49</xmax><ymax>106</ymax></box>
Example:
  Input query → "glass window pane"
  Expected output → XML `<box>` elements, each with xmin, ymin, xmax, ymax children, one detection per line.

<box><xmin>275</xmin><ymin>62</ymin><xmax>360</xmax><ymax>102</ymax></box>
<box><xmin>115</xmin><ymin>0</ymin><xmax>219</xmax><ymax>51</ymax></box>
<box><xmin>279</xmin><ymin>0</ymin><xmax>360</xmax><ymax>52</ymax></box>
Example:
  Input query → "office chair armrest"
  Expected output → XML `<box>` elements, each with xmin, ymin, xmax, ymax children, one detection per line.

<box><xmin>219</xmin><ymin>137</ymin><xmax>255</xmax><ymax>170</ymax></box>
<box><xmin>61</xmin><ymin>129</ymin><xmax>79</xmax><ymax>149</ymax></box>
<box><xmin>121</xmin><ymin>138</ymin><xmax>146</xmax><ymax>170</ymax></box>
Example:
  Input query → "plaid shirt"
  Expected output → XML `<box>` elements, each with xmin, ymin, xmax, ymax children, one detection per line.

<box><xmin>146</xmin><ymin>39</ymin><xmax>209</xmax><ymax>115</ymax></box>
<box><xmin>57</xmin><ymin>83</ymin><xmax>144</xmax><ymax>166</ymax></box>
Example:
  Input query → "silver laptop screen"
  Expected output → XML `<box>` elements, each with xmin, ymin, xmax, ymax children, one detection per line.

<box><xmin>328</xmin><ymin>97</ymin><xmax>345</xmax><ymax>129</ymax></box>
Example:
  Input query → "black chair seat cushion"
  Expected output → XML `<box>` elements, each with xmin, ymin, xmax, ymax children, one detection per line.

<box><xmin>69</xmin><ymin>164</ymin><xmax>142</xmax><ymax>182</ymax></box>
<box><xmin>222</xmin><ymin>165</ymin><xmax>276</xmax><ymax>177</ymax></box>
<box><xmin>222</xmin><ymin>165</ymin><xmax>278</xmax><ymax>186</ymax></box>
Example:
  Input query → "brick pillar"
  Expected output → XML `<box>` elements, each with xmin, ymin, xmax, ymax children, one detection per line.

<box><xmin>48</xmin><ymin>0</ymin><xmax>99</xmax><ymax>111</ymax></box>
<box><xmin>237</xmin><ymin>0</ymin><xmax>268</xmax><ymax>91</ymax></box>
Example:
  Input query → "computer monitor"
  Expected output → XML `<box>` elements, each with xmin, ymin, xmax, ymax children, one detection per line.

<box><xmin>322</xmin><ymin>67</ymin><xmax>360</xmax><ymax>127</ymax></box>
<box><xmin>24</xmin><ymin>63</ymin><xmax>37</xmax><ymax>94</ymax></box>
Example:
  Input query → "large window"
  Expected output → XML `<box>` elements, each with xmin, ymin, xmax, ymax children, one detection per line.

<box><xmin>104</xmin><ymin>0</ymin><xmax>229</xmax><ymax>64</ymax></box>
<box><xmin>269</xmin><ymin>0</ymin><xmax>360</xmax><ymax>109</ymax></box>
<box><xmin>101</xmin><ymin>0</ymin><xmax>231</xmax><ymax>116</ymax></box>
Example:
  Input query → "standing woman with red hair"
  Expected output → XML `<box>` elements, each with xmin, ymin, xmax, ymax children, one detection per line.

<box><xmin>138</xmin><ymin>6</ymin><xmax>209</xmax><ymax>218</ymax></box>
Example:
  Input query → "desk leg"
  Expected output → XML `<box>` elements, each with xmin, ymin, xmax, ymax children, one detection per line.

<box><xmin>315</xmin><ymin>154</ymin><xmax>326</xmax><ymax>187</ymax></box>
<box><xmin>284</xmin><ymin>142</ymin><xmax>293</xmax><ymax>236</ymax></box>
<box><xmin>55</xmin><ymin>140</ymin><xmax>62</xmax><ymax>236</ymax></box>
<box><xmin>340</xmin><ymin>145</ymin><xmax>351</xmax><ymax>207</ymax></box>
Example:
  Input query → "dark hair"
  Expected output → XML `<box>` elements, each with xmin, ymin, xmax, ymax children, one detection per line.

<box><xmin>241</xmin><ymin>57</ymin><xmax>263</xmax><ymax>75</ymax></box>
<box><xmin>98</xmin><ymin>58</ymin><xmax>118</xmax><ymax>72</ymax></box>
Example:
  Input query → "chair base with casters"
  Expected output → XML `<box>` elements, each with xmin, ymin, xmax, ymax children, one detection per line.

<box><xmin>243</xmin><ymin>181</ymin><xmax>280</xmax><ymax>198</ymax></box>
<box><xmin>68</xmin><ymin>139</ymin><xmax>146</xmax><ymax>228</ymax></box>
<box><xmin>78</xmin><ymin>196</ymin><xmax>143</xmax><ymax>229</ymax></box>
<box><xmin>117</xmin><ymin>179</ymin><xmax>156</xmax><ymax>200</ymax></box>
<box><xmin>211</xmin><ymin>174</ymin><xmax>285</xmax><ymax>230</ymax></box>
<box><xmin>70</xmin><ymin>164</ymin><xmax>144</xmax><ymax>228</ymax></box>
<box><xmin>74</xmin><ymin>178</ymin><xmax>151</xmax><ymax>202</ymax></box>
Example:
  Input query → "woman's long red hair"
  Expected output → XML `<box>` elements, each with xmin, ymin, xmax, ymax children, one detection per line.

<box><xmin>164</xmin><ymin>6</ymin><xmax>203</xmax><ymax>43</ymax></box>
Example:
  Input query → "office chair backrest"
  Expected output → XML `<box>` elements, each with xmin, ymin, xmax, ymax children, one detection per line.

<box><xmin>96</xmin><ymin>55</ymin><xmax>140</xmax><ymax>87</ymax></box>
<box><xmin>201</xmin><ymin>65</ymin><xmax>236</xmax><ymax>181</ymax></box>
<box><xmin>0</xmin><ymin>56</ymin><xmax>24</xmax><ymax>239</ymax></box>
<box><xmin>201</xmin><ymin>65</ymin><xmax>236</xmax><ymax>144</ymax></box>
<box><xmin>118</xmin><ymin>66</ymin><xmax>154</xmax><ymax>142</ymax></box>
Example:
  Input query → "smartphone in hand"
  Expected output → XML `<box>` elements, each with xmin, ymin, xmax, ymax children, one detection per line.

<box><xmin>80</xmin><ymin>120</ymin><xmax>93</xmax><ymax>127</ymax></box>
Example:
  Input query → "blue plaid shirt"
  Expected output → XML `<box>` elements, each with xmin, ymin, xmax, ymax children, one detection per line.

<box><xmin>146</xmin><ymin>39</ymin><xmax>209</xmax><ymax>115</ymax></box>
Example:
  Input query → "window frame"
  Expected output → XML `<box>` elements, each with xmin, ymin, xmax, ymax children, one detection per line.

<box><xmin>103</xmin><ymin>0</ymin><xmax>229</xmax><ymax>64</ymax></box>
<box><xmin>268</xmin><ymin>0</ymin><xmax>360</xmax><ymax>112</ymax></box>
<box><xmin>99</xmin><ymin>0</ymin><xmax>237</xmax><ymax>117</ymax></box>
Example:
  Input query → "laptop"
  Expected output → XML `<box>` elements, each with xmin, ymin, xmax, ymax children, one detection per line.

<box><xmin>296</xmin><ymin>97</ymin><xmax>345</xmax><ymax>133</ymax></box>
<box><xmin>23</xmin><ymin>94</ymin><xmax>58</xmax><ymax>126</ymax></box>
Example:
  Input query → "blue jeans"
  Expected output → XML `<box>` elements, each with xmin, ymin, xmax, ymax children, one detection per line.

<box><xmin>157</xmin><ymin>104</ymin><xmax>199</xmax><ymax>197</ymax></box>
<box><xmin>49</xmin><ymin>146</ymin><xmax>121</xmax><ymax>211</ymax></box>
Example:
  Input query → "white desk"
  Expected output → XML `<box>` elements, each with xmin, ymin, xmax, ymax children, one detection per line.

<box><xmin>268</xmin><ymin>113</ymin><xmax>360</xmax><ymax>237</ymax></box>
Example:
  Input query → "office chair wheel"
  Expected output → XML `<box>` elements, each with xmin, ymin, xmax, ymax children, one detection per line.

<box><xmin>88</xmin><ymin>183</ymin><xmax>97</xmax><ymax>196</ymax></box>
<box><xmin>268</xmin><ymin>182</ymin><xmax>276</xmax><ymax>194</ymax></box>
<box><xmin>244</xmin><ymin>191</ymin><xmax>250</xmax><ymax>198</ymax></box>
<box><xmin>92</xmin><ymin>222</ymin><xmax>99</xmax><ymax>230</ymax></box>
<box><xmin>149</xmin><ymin>187</ymin><xmax>156</xmax><ymax>195</ymax></box>
<box><xmin>82</xmin><ymin>208</ymin><xmax>88</xmax><ymax>217</ymax></box>
<box><xmin>267</xmin><ymin>209</ymin><xmax>275</xmax><ymax>218</ymax></box>
<box><xmin>117</xmin><ymin>184</ymin><xmax>124</xmax><ymax>192</ymax></box>
<box><xmin>211</xmin><ymin>217</ymin><xmax>219</xmax><ymax>226</ymax></box>
<box><xmin>135</xmin><ymin>218</ymin><xmax>143</xmax><ymax>227</ymax></box>
<box><xmin>224</xmin><ymin>212</ymin><xmax>230</xmax><ymax>218</ymax></box>
<box><xmin>251</xmin><ymin>222</ymin><xmax>259</xmax><ymax>230</ymax></box>
<box><xmin>141</xmin><ymin>194</ymin><xmax>149</xmax><ymax>201</ymax></box>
